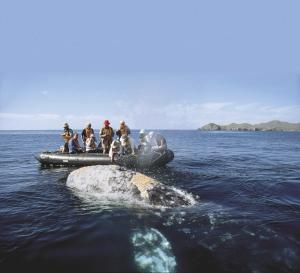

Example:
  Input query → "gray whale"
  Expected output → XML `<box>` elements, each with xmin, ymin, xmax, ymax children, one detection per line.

<box><xmin>66</xmin><ymin>165</ymin><xmax>196</xmax><ymax>207</ymax></box>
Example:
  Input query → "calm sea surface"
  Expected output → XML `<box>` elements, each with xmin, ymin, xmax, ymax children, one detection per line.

<box><xmin>0</xmin><ymin>130</ymin><xmax>300</xmax><ymax>272</ymax></box>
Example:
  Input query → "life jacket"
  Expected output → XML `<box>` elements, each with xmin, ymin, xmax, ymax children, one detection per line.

<box><xmin>101</xmin><ymin>127</ymin><xmax>113</xmax><ymax>147</ymax></box>
<box><xmin>63</xmin><ymin>128</ymin><xmax>73</xmax><ymax>142</ymax></box>
<box><xmin>119</xmin><ymin>125</ymin><xmax>128</xmax><ymax>136</ymax></box>
<box><xmin>101</xmin><ymin>127</ymin><xmax>113</xmax><ymax>138</ymax></box>
<box><xmin>85</xmin><ymin>128</ymin><xmax>93</xmax><ymax>138</ymax></box>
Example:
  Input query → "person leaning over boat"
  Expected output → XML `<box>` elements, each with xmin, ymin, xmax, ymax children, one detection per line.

<box><xmin>81</xmin><ymin>123</ymin><xmax>95</xmax><ymax>148</ymax></box>
<box><xmin>85</xmin><ymin>134</ymin><xmax>97</xmax><ymax>153</ymax></box>
<box><xmin>100</xmin><ymin>120</ymin><xmax>114</xmax><ymax>154</ymax></box>
<box><xmin>120</xmin><ymin>134</ymin><xmax>135</xmax><ymax>155</ymax></box>
<box><xmin>61</xmin><ymin>123</ymin><xmax>73</xmax><ymax>153</ymax></box>
<box><xmin>109</xmin><ymin>139</ymin><xmax>121</xmax><ymax>163</ymax></box>
<box><xmin>116</xmin><ymin>120</ymin><xmax>131</xmax><ymax>139</ymax></box>
<box><xmin>71</xmin><ymin>132</ymin><xmax>83</xmax><ymax>154</ymax></box>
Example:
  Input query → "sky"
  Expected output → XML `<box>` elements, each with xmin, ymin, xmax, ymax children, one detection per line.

<box><xmin>0</xmin><ymin>0</ymin><xmax>300</xmax><ymax>130</ymax></box>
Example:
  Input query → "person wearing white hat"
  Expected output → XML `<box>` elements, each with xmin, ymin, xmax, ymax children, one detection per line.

<box><xmin>116</xmin><ymin>120</ymin><xmax>131</xmax><ymax>139</ymax></box>
<box><xmin>138</xmin><ymin>129</ymin><xmax>167</xmax><ymax>154</ymax></box>
<box><xmin>81</xmin><ymin>123</ymin><xmax>95</xmax><ymax>148</ymax></box>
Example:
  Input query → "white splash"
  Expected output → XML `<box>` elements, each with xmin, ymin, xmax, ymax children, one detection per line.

<box><xmin>169</xmin><ymin>186</ymin><xmax>198</xmax><ymax>207</ymax></box>
<box><xmin>132</xmin><ymin>228</ymin><xmax>177</xmax><ymax>273</ymax></box>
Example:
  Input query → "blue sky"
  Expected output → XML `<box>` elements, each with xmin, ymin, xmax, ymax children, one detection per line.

<box><xmin>0</xmin><ymin>0</ymin><xmax>299</xmax><ymax>129</ymax></box>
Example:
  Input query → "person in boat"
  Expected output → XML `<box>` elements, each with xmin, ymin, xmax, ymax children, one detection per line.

<box><xmin>81</xmin><ymin>123</ymin><xmax>95</xmax><ymax>148</ymax></box>
<box><xmin>138</xmin><ymin>129</ymin><xmax>167</xmax><ymax>153</ymax></box>
<box><xmin>138</xmin><ymin>129</ymin><xmax>152</xmax><ymax>154</ymax></box>
<box><xmin>116</xmin><ymin>120</ymin><xmax>131</xmax><ymax>139</ymax></box>
<box><xmin>109</xmin><ymin>139</ymin><xmax>121</xmax><ymax>163</ymax></box>
<box><xmin>85</xmin><ymin>134</ymin><xmax>97</xmax><ymax>153</ymax></box>
<box><xmin>71</xmin><ymin>132</ymin><xmax>83</xmax><ymax>153</ymax></box>
<box><xmin>147</xmin><ymin>131</ymin><xmax>168</xmax><ymax>152</ymax></box>
<box><xmin>61</xmin><ymin>123</ymin><xmax>73</xmax><ymax>153</ymax></box>
<box><xmin>100</xmin><ymin>120</ymin><xmax>114</xmax><ymax>154</ymax></box>
<box><xmin>120</xmin><ymin>134</ymin><xmax>135</xmax><ymax>155</ymax></box>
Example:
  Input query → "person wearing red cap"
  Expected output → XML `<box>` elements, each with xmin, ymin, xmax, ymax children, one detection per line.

<box><xmin>100</xmin><ymin>120</ymin><xmax>114</xmax><ymax>154</ymax></box>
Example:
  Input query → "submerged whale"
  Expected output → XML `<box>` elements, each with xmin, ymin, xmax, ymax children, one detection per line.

<box><xmin>66</xmin><ymin>166</ymin><xmax>195</xmax><ymax>272</ymax></box>
<box><xmin>66</xmin><ymin>165</ymin><xmax>196</xmax><ymax>207</ymax></box>
<box><xmin>132</xmin><ymin>228</ymin><xmax>177</xmax><ymax>273</ymax></box>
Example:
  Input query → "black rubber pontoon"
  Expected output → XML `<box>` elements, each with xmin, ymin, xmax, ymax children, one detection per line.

<box><xmin>36</xmin><ymin>152</ymin><xmax>111</xmax><ymax>167</ymax></box>
<box><xmin>35</xmin><ymin>150</ymin><xmax>174</xmax><ymax>169</ymax></box>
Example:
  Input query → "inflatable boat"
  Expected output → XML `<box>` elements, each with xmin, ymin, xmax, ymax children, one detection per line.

<box><xmin>35</xmin><ymin>149</ymin><xmax>174</xmax><ymax>169</ymax></box>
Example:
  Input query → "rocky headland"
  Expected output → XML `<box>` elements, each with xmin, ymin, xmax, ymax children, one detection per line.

<box><xmin>199</xmin><ymin>120</ymin><xmax>300</xmax><ymax>132</ymax></box>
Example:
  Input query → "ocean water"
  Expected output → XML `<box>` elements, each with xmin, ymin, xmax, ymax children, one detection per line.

<box><xmin>0</xmin><ymin>130</ymin><xmax>300</xmax><ymax>273</ymax></box>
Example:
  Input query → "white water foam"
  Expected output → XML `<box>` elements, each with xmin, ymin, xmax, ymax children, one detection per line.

<box><xmin>132</xmin><ymin>228</ymin><xmax>177</xmax><ymax>273</ymax></box>
<box><xmin>168</xmin><ymin>186</ymin><xmax>198</xmax><ymax>207</ymax></box>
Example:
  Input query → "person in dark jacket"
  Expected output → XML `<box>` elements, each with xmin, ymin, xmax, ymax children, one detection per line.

<box><xmin>71</xmin><ymin>132</ymin><xmax>83</xmax><ymax>153</ymax></box>
<box><xmin>61</xmin><ymin>123</ymin><xmax>73</xmax><ymax>153</ymax></box>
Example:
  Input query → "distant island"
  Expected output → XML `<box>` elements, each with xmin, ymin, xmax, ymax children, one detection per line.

<box><xmin>199</xmin><ymin>120</ymin><xmax>300</xmax><ymax>132</ymax></box>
